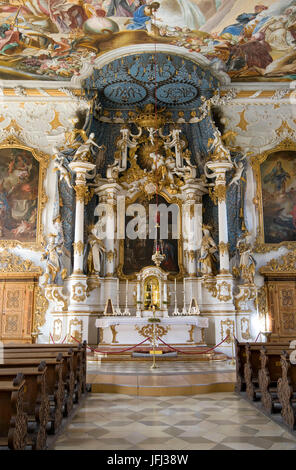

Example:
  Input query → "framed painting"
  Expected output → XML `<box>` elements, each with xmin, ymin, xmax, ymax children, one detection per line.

<box><xmin>0</xmin><ymin>136</ymin><xmax>49</xmax><ymax>250</ymax></box>
<box><xmin>117</xmin><ymin>192</ymin><xmax>184</xmax><ymax>280</ymax></box>
<box><xmin>252</xmin><ymin>139</ymin><xmax>296</xmax><ymax>253</ymax></box>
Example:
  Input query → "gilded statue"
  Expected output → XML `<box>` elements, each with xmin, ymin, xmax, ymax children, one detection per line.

<box><xmin>41</xmin><ymin>233</ymin><xmax>67</xmax><ymax>285</ymax></box>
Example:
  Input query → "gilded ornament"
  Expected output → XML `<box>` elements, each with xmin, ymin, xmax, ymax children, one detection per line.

<box><xmin>33</xmin><ymin>286</ymin><xmax>49</xmax><ymax>331</ymax></box>
<box><xmin>72</xmin><ymin>283</ymin><xmax>87</xmax><ymax>302</ymax></box>
<box><xmin>217</xmin><ymin>281</ymin><xmax>232</xmax><ymax>302</ymax></box>
<box><xmin>218</xmin><ymin>242</ymin><xmax>229</xmax><ymax>255</ymax></box>
<box><xmin>73</xmin><ymin>241</ymin><xmax>84</xmax><ymax>256</ymax></box>
<box><xmin>259</xmin><ymin>250</ymin><xmax>296</xmax><ymax>275</ymax></box>
<box><xmin>209</xmin><ymin>184</ymin><xmax>226</xmax><ymax>205</ymax></box>
<box><xmin>135</xmin><ymin>324</ymin><xmax>170</xmax><ymax>339</ymax></box>
<box><xmin>220</xmin><ymin>318</ymin><xmax>234</xmax><ymax>344</ymax></box>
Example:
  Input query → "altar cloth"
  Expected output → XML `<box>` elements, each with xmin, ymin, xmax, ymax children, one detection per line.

<box><xmin>95</xmin><ymin>316</ymin><xmax>209</xmax><ymax>329</ymax></box>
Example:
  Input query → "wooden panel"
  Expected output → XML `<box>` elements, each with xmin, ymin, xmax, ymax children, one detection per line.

<box><xmin>0</xmin><ymin>281</ymin><xmax>34</xmax><ymax>343</ymax></box>
<box><xmin>266</xmin><ymin>279</ymin><xmax>296</xmax><ymax>342</ymax></box>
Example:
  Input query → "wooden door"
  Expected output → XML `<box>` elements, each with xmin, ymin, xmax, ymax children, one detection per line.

<box><xmin>0</xmin><ymin>281</ymin><xmax>34</xmax><ymax>343</ymax></box>
<box><xmin>267</xmin><ymin>279</ymin><xmax>296</xmax><ymax>342</ymax></box>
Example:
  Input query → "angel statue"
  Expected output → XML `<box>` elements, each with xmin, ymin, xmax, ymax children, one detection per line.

<box><xmin>53</xmin><ymin>149</ymin><xmax>72</xmax><ymax>188</ymax></box>
<box><xmin>41</xmin><ymin>234</ymin><xmax>67</xmax><ymax>286</ymax></box>
<box><xmin>73</xmin><ymin>132</ymin><xmax>102</xmax><ymax>162</ymax></box>
<box><xmin>207</xmin><ymin>128</ymin><xmax>233</xmax><ymax>163</ymax></box>
<box><xmin>87</xmin><ymin>226</ymin><xmax>106</xmax><ymax>275</ymax></box>
<box><xmin>229</xmin><ymin>155</ymin><xmax>248</xmax><ymax>187</ymax></box>
<box><xmin>198</xmin><ymin>225</ymin><xmax>218</xmax><ymax>276</ymax></box>
<box><xmin>236</xmin><ymin>231</ymin><xmax>256</xmax><ymax>284</ymax></box>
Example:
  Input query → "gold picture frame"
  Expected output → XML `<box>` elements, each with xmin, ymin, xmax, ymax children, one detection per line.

<box><xmin>0</xmin><ymin>135</ymin><xmax>50</xmax><ymax>251</ymax></box>
<box><xmin>117</xmin><ymin>190</ymin><xmax>185</xmax><ymax>280</ymax></box>
<box><xmin>251</xmin><ymin>138</ymin><xmax>296</xmax><ymax>253</ymax></box>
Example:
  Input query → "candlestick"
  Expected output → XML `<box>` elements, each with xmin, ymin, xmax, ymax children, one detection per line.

<box><xmin>123</xmin><ymin>279</ymin><xmax>130</xmax><ymax>316</ymax></box>
<box><xmin>182</xmin><ymin>277</ymin><xmax>187</xmax><ymax>315</ymax></box>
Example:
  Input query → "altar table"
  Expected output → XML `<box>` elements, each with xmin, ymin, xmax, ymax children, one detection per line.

<box><xmin>95</xmin><ymin>316</ymin><xmax>209</xmax><ymax>346</ymax></box>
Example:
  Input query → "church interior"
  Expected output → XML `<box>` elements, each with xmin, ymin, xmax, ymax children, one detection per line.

<box><xmin>1</xmin><ymin>0</ymin><xmax>296</xmax><ymax>452</ymax></box>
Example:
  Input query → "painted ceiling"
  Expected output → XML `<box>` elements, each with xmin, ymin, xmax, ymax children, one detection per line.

<box><xmin>0</xmin><ymin>0</ymin><xmax>295</xmax><ymax>82</ymax></box>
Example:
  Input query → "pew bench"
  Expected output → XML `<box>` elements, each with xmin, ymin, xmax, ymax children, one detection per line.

<box><xmin>0</xmin><ymin>375</ymin><xmax>28</xmax><ymax>450</ymax></box>
<box><xmin>0</xmin><ymin>364</ymin><xmax>49</xmax><ymax>450</ymax></box>
<box><xmin>0</xmin><ymin>357</ymin><xmax>64</xmax><ymax>434</ymax></box>
<box><xmin>3</xmin><ymin>350</ymin><xmax>75</xmax><ymax>417</ymax></box>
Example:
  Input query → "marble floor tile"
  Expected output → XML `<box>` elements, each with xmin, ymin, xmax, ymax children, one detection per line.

<box><xmin>53</xmin><ymin>392</ymin><xmax>296</xmax><ymax>450</ymax></box>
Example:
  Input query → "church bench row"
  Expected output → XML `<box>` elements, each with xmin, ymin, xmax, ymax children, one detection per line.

<box><xmin>0</xmin><ymin>343</ymin><xmax>87</xmax><ymax>450</ymax></box>
<box><xmin>3</xmin><ymin>343</ymin><xmax>87</xmax><ymax>397</ymax></box>
<box><xmin>235</xmin><ymin>341</ymin><xmax>296</xmax><ymax>430</ymax></box>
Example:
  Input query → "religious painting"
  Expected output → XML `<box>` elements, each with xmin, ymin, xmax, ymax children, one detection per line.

<box><xmin>119</xmin><ymin>194</ymin><xmax>181</xmax><ymax>278</ymax></box>
<box><xmin>0</xmin><ymin>0</ymin><xmax>294</xmax><ymax>82</ymax></box>
<box><xmin>0</xmin><ymin>137</ymin><xmax>49</xmax><ymax>250</ymax></box>
<box><xmin>252</xmin><ymin>140</ymin><xmax>296</xmax><ymax>252</ymax></box>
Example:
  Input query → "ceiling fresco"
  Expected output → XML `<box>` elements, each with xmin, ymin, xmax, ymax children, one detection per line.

<box><xmin>0</xmin><ymin>0</ymin><xmax>295</xmax><ymax>82</ymax></box>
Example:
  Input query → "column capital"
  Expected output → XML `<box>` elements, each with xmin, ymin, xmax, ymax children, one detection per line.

<box><xmin>69</xmin><ymin>161</ymin><xmax>96</xmax><ymax>174</ymax></box>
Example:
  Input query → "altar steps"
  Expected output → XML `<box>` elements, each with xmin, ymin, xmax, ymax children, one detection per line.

<box><xmin>87</xmin><ymin>359</ymin><xmax>235</xmax><ymax>396</ymax></box>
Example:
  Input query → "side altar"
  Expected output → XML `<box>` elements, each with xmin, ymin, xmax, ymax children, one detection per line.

<box><xmin>95</xmin><ymin>315</ymin><xmax>209</xmax><ymax>346</ymax></box>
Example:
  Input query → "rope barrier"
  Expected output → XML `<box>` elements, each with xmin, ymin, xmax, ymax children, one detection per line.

<box><xmin>157</xmin><ymin>335</ymin><xmax>230</xmax><ymax>355</ymax></box>
<box><xmin>255</xmin><ymin>331</ymin><xmax>261</xmax><ymax>343</ymax></box>
<box><xmin>71</xmin><ymin>336</ymin><xmax>151</xmax><ymax>355</ymax></box>
<box><xmin>50</xmin><ymin>333</ymin><xmax>67</xmax><ymax>345</ymax></box>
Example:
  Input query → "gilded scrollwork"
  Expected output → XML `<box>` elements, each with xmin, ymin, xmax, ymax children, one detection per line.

<box><xmin>0</xmin><ymin>249</ymin><xmax>42</xmax><ymax>275</ymax></box>
<box><xmin>209</xmin><ymin>184</ymin><xmax>226</xmax><ymax>205</ymax></box>
<box><xmin>73</xmin><ymin>241</ymin><xmax>84</xmax><ymax>256</ymax></box>
<box><xmin>221</xmin><ymin>318</ymin><xmax>234</xmax><ymax>344</ymax></box>
<box><xmin>135</xmin><ymin>324</ymin><xmax>170</xmax><ymax>339</ymax></box>
<box><xmin>217</xmin><ymin>281</ymin><xmax>232</xmax><ymax>302</ymax></box>
<box><xmin>72</xmin><ymin>282</ymin><xmax>87</xmax><ymax>302</ymax></box>
<box><xmin>33</xmin><ymin>285</ymin><xmax>49</xmax><ymax>331</ymax></box>
<box><xmin>259</xmin><ymin>250</ymin><xmax>296</xmax><ymax>275</ymax></box>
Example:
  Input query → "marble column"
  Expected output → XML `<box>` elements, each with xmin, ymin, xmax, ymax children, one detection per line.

<box><xmin>95</xmin><ymin>182</ymin><xmax>121</xmax><ymax>277</ymax></box>
<box><xmin>69</xmin><ymin>161</ymin><xmax>96</xmax><ymax>275</ymax></box>
<box><xmin>206</xmin><ymin>162</ymin><xmax>233</xmax><ymax>274</ymax></box>
<box><xmin>182</xmin><ymin>182</ymin><xmax>207</xmax><ymax>277</ymax></box>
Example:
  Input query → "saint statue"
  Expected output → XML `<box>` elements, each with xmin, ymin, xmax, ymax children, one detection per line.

<box><xmin>199</xmin><ymin>225</ymin><xmax>218</xmax><ymax>276</ymax></box>
<box><xmin>236</xmin><ymin>231</ymin><xmax>256</xmax><ymax>284</ymax></box>
<box><xmin>41</xmin><ymin>233</ymin><xmax>67</xmax><ymax>285</ymax></box>
<box><xmin>87</xmin><ymin>226</ymin><xmax>106</xmax><ymax>275</ymax></box>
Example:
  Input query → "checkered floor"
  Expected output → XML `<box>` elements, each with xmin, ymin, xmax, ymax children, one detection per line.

<box><xmin>53</xmin><ymin>393</ymin><xmax>296</xmax><ymax>450</ymax></box>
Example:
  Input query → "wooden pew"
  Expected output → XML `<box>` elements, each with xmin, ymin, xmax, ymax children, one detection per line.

<box><xmin>235</xmin><ymin>340</ymin><xmax>246</xmax><ymax>392</ymax></box>
<box><xmin>3</xmin><ymin>350</ymin><xmax>75</xmax><ymax>417</ymax></box>
<box><xmin>3</xmin><ymin>342</ymin><xmax>87</xmax><ymax>397</ymax></box>
<box><xmin>237</xmin><ymin>342</ymin><xmax>290</xmax><ymax>401</ymax></box>
<box><xmin>0</xmin><ymin>374</ymin><xmax>28</xmax><ymax>450</ymax></box>
<box><xmin>0</xmin><ymin>356</ymin><xmax>64</xmax><ymax>434</ymax></box>
<box><xmin>257</xmin><ymin>346</ymin><xmax>291</xmax><ymax>414</ymax></box>
<box><xmin>277</xmin><ymin>350</ymin><xmax>296</xmax><ymax>430</ymax></box>
<box><xmin>3</xmin><ymin>344</ymin><xmax>85</xmax><ymax>403</ymax></box>
<box><xmin>0</xmin><ymin>363</ymin><xmax>49</xmax><ymax>450</ymax></box>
